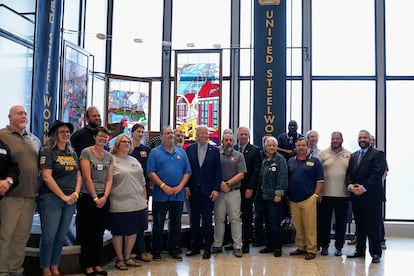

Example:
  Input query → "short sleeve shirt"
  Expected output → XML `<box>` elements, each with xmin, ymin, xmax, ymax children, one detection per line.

<box><xmin>39</xmin><ymin>147</ymin><xmax>80</xmax><ymax>194</ymax></box>
<box><xmin>79</xmin><ymin>147</ymin><xmax>113</xmax><ymax>194</ymax></box>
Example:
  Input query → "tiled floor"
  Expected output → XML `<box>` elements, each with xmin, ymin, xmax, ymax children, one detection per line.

<box><xmin>66</xmin><ymin>236</ymin><xmax>414</xmax><ymax>276</ymax></box>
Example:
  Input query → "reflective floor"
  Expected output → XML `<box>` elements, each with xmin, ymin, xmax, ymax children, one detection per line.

<box><xmin>66</xmin><ymin>236</ymin><xmax>414</xmax><ymax>276</ymax></box>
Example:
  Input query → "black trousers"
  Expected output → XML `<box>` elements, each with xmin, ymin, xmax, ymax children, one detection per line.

<box><xmin>352</xmin><ymin>199</ymin><xmax>382</xmax><ymax>257</ymax></box>
<box><xmin>76</xmin><ymin>194</ymin><xmax>110</xmax><ymax>269</ymax></box>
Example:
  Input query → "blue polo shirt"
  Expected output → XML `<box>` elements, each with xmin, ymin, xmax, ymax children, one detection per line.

<box><xmin>287</xmin><ymin>155</ymin><xmax>324</xmax><ymax>202</ymax></box>
<box><xmin>147</xmin><ymin>144</ymin><xmax>191</xmax><ymax>202</ymax></box>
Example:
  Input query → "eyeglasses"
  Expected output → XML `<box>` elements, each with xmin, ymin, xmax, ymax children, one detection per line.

<box><xmin>58</xmin><ymin>130</ymin><xmax>71</xmax><ymax>134</ymax></box>
<box><xmin>120</xmin><ymin>140</ymin><xmax>131</xmax><ymax>144</ymax></box>
<box><xmin>96</xmin><ymin>134</ymin><xmax>109</xmax><ymax>139</ymax></box>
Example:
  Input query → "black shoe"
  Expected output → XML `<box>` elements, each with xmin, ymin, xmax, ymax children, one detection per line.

<box><xmin>274</xmin><ymin>250</ymin><xmax>282</xmax><ymax>257</ymax></box>
<box><xmin>335</xmin><ymin>248</ymin><xmax>342</xmax><ymax>256</ymax></box>
<box><xmin>260</xmin><ymin>247</ymin><xmax>273</xmax><ymax>254</ymax></box>
<box><xmin>347</xmin><ymin>251</ymin><xmax>365</xmax><ymax>258</ymax></box>
<box><xmin>202</xmin><ymin>251</ymin><xmax>211</xmax><ymax>259</ymax></box>
<box><xmin>94</xmin><ymin>270</ymin><xmax>108</xmax><ymax>276</ymax></box>
<box><xmin>242</xmin><ymin>244</ymin><xmax>250</xmax><ymax>254</ymax></box>
<box><xmin>186</xmin><ymin>250</ymin><xmax>200</xmax><ymax>257</ymax></box>
<box><xmin>85</xmin><ymin>272</ymin><xmax>96</xmax><ymax>276</ymax></box>
<box><xmin>152</xmin><ymin>252</ymin><xmax>161</xmax><ymax>261</ymax></box>
<box><xmin>320</xmin><ymin>247</ymin><xmax>328</xmax><ymax>256</ymax></box>
<box><xmin>372</xmin><ymin>255</ymin><xmax>381</xmax><ymax>263</ymax></box>
<box><xmin>289</xmin><ymin>249</ymin><xmax>307</xmax><ymax>256</ymax></box>
<box><xmin>169</xmin><ymin>252</ymin><xmax>183</xmax><ymax>260</ymax></box>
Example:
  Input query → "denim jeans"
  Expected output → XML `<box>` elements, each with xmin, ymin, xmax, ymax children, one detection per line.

<box><xmin>151</xmin><ymin>201</ymin><xmax>183</xmax><ymax>254</ymax></box>
<box><xmin>38</xmin><ymin>193</ymin><xmax>76</xmax><ymax>268</ymax></box>
<box><xmin>263</xmin><ymin>199</ymin><xmax>283</xmax><ymax>250</ymax></box>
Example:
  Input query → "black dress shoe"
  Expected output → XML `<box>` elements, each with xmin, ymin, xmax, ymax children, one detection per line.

<box><xmin>372</xmin><ymin>255</ymin><xmax>381</xmax><ymax>263</ymax></box>
<box><xmin>274</xmin><ymin>250</ymin><xmax>282</xmax><ymax>257</ymax></box>
<box><xmin>169</xmin><ymin>252</ymin><xmax>183</xmax><ymax>260</ymax></box>
<box><xmin>186</xmin><ymin>250</ymin><xmax>200</xmax><ymax>257</ymax></box>
<box><xmin>94</xmin><ymin>270</ymin><xmax>108</xmax><ymax>276</ymax></box>
<box><xmin>347</xmin><ymin>252</ymin><xmax>365</xmax><ymax>258</ymax></box>
<box><xmin>202</xmin><ymin>251</ymin><xmax>211</xmax><ymax>259</ymax></box>
<box><xmin>242</xmin><ymin>245</ymin><xmax>249</xmax><ymax>254</ymax></box>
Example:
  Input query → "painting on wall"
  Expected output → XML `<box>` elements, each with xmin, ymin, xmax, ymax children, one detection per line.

<box><xmin>174</xmin><ymin>49</ymin><xmax>222</xmax><ymax>146</ymax></box>
<box><xmin>60</xmin><ymin>40</ymin><xmax>90</xmax><ymax>130</ymax></box>
<box><xmin>105</xmin><ymin>74</ymin><xmax>151</xmax><ymax>144</ymax></box>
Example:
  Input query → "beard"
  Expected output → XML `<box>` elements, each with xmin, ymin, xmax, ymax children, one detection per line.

<box><xmin>224</xmin><ymin>144</ymin><xmax>233</xmax><ymax>153</ymax></box>
<box><xmin>18</xmin><ymin>122</ymin><xmax>27</xmax><ymax>130</ymax></box>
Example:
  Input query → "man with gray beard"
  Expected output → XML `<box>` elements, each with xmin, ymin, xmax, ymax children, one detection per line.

<box><xmin>211</xmin><ymin>131</ymin><xmax>246</xmax><ymax>257</ymax></box>
<box><xmin>0</xmin><ymin>105</ymin><xmax>41</xmax><ymax>275</ymax></box>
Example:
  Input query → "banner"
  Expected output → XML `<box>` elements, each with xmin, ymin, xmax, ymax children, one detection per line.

<box><xmin>253</xmin><ymin>0</ymin><xmax>286</xmax><ymax>145</ymax></box>
<box><xmin>32</xmin><ymin>0</ymin><xmax>63</xmax><ymax>144</ymax></box>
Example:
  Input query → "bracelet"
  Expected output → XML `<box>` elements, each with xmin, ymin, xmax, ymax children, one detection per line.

<box><xmin>160</xmin><ymin>183</ymin><xmax>165</xmax><ymax>189</ymax></box>
<box><xmin>313</xmin><ymin>193</ymin><xmax>319</xmax><ymax>198</ymax></box>
<box><xmin>91</xmin><ymin>194</ymin><xmax>97</xmax><ymax>198</ymax></box>
<box><xmin>72</xmin><ymin>192</ymin><xmax>79</xmax><ymax>199</ymax></box>
<box><xmin>93</xmin><ymin>196</ymin><xmax>99</xmax><ymax>202</ymax></box>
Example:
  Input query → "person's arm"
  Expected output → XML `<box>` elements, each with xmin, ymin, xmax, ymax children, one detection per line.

<box><xmin>96</xmin><ymin>163</ymin><xmax>113</xmax><ymax>208</ymax></box>
<box><xmin>42</xmin><ymin>168</ymin><xmax>76</xmax><ymax>205</ymax></box>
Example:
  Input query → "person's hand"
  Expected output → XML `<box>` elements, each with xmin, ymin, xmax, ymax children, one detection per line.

<box><xmin>245</xmin><ymin>189</ymin><xmax>253</xmax><ymax>199</ymax></box>
<box><xmin>95</xmin><ymin>196</ymin><xmax>107</xmax><ymax>208</ymax></box>
<box><xmin>273</xmin><ymin>194</ymin><xmax>281</xmax><ymax>203</ymax></box>
<box><xmin>210</xmin><ymin>190</ymin><xmax>219</xmax><ymax>201</ymax></box>
<box><xmin>185</xmin><ymin>187</ymin><xmax>191</xmax><ymax>199</ymax></box>
<box><xmin>220</xmin><ymin>181</ymin><xmax>230</xmax><ymax>193</ymax></box>
<box><xmin>62</xmin><ymin>194</ymin><xmax>76</xmax><ymax>205</ymax></box>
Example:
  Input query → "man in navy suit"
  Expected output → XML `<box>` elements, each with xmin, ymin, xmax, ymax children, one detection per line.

<box><xmin>346</xmin><ymin>130</ymin><xmax>387</xmax><ymax>264</ymax></box>
<box><xmin>185</xmin><ymin>125</ymin><xmax>222</xmax><ymax>259</ymax></box>
<box><xmin>234</xmin><ymin>127</ymin><xmax>261</xmax><ymax>253</ymax></box>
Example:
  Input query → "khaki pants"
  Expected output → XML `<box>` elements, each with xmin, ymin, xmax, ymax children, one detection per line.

<box><xmin>0</xmin><ymin>197</ymin><xmax>36</xmax><ymax>273</ymax></box>
<box><xmin>290</xmin><ymin>195</ymin><xmax>317</xmax><ymax>254</ymax></box>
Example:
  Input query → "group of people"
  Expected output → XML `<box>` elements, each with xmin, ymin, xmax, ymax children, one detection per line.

<box><xmin>0</xmin><ymin>105</ymin><xmax>388</xmax><ymax>276</ymax></box>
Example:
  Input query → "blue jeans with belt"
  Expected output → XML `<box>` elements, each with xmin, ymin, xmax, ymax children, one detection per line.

<box><xmin>38</xmin><ymin>193</ymin><xmax>76</xmax><ymax>268</ymax></box>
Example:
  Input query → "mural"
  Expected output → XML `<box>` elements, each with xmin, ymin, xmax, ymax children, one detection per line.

<box><xmin>60</xmin><ymin>41</ymin><xmax>89</xmax><ymax>131</ymax></box>
<box><xmin>105</xmin><ymin>75</ymin><xmax>151</xmax><ymax>146</ymax></box>
<box><xmin>174</xmin><ymin>50</ymin><xmax>222</xmax><ymax>146</ymax></box>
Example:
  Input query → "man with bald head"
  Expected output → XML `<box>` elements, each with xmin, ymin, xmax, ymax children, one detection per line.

<box><xmin>0</xmin><ymin>105</ymin><xmax>41</xmax><ymax>275</ymax></box>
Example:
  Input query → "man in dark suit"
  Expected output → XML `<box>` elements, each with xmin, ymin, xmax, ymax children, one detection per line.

<box><xmin>346</xmin><ymin>130</ymin><xmax>387</xmax><ymax>264</ymax></box>
<box><xmin>234</xmin><ymin>126</ymin><xmax>261</xmax><ymax>253</ymax></box>
<box><xmin>185</xmin><ymin>125</ymin><xmax>222</xmax><ymax>259</ymax></box>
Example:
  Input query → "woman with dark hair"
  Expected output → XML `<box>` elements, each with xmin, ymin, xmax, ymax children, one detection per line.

<box><xmin>38</xmin><ymin>120</ymin><xmax>81</xmax><ymax>276</ymax></box>
<box><xmin>129</xmin><ymin>123</ymin><xmax>152</xmax><ymax>262</ymax></box>
<box><xmin>77</xmin><ymin>126</ymin><xmax>113</xmax><ymax>276</ymax></box>
<box><xmin>110</xmin><ymin>135</ymin><xmax>147</xmax><ymax>270</ymax></box>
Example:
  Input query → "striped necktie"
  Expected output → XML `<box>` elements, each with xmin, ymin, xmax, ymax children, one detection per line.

<box><xmin>356</xmin><ymin>150</ymin><xmax>364</xmax><ymax>168</ymax></box>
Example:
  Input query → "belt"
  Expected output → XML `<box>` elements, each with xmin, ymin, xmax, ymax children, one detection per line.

<box><xmin>229</xmin><ymin>186</ymin><xmax>241</xmax><ymax>191</ymax></box>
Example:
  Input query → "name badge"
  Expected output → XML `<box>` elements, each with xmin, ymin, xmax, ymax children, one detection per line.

<box><xmin>97</xmin><ymin>164</ymin><xmax>104</xmax><ymax>171</ymax></box>
<box><xmin>306</xmin><ymin>161</ymin><xmax>314</xmax><ymax>167</ymax></box>
<box><xmin>0</xmin><ymin>149</ymin><xmax>7</xmax><ymax>155</ymax></box>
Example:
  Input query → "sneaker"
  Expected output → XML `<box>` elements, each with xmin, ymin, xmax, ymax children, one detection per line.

<box><xmin>211</xmin><ymin>246</ymin><xmax>223</xmax><ymax>254</ymax></box>
<box><xmin>136</xmin><ymin>252</ymin><xmax>152</xmax><ymax>262</ymax></box>
<box><xmin>380</xmin><ymin>241</ymin><xmax>387</xmax><ymax>250</ymax></box>
<box><xmin>233</xmin><ymin>249</ymin><xmax>243</xmax><ymax>257</ymax></box>
<box><xmin>320</xmin><ymin>247</ymin><xmax>328</xmax><ymax>256</ymax></box>
<box><xmin>335</xmin><ymin>248</ymin><xmax>342</xmax><ymax>256</ymax></box>
<box><xmin>152</xmin><ymin>252</ymin><xmax>161</xmax><ymax>261</ymax></box>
